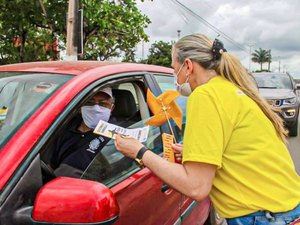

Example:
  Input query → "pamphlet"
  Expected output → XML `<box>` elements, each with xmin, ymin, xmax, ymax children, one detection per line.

<box><xmin>94</xmin><ymin>120</ymin><xmax>149</xmax><ymax>142</ymax></box>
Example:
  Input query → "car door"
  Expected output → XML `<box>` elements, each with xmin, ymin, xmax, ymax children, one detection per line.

<box><xmin>152</xmin><ymin>74</ymin><xmax>211</xmax><ymax>225</ymax></box>
<box><xmin>81</xmin><ymin>74</ymin><xmax>183</xmax><ymax>225</ymax></box>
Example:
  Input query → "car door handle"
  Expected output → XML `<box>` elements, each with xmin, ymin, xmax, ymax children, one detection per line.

<box><xmin>161</xmin><ymin>184</ymin><xmax>171</xmax><ymax>193</ymax></box>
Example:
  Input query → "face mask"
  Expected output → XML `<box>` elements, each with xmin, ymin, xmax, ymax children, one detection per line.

<box><xmin>175</xmin><ymin>77</ymin><xmax>192</xmax><ymax>96</ymax></box>
<box><xmin>81</xmin><ymin>105</ymin><xmax>111</xmax><ymax>129</ymax></box>
<box><xmin>174</xmin><ymin>63</ymin><xmax>192</xmax><ymax>96</ymax></box>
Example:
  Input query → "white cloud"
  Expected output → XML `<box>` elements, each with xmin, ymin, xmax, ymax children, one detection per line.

<box><xmin>136</xmin><ymin>0</ymin><xmax>300</xmax><ymax>75</ymax></box>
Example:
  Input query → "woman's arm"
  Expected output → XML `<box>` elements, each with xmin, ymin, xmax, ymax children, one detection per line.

<box><xmin>115</xmin><ymin>135</ymin><xmax>216</xmax><ymax>202</ymax></box>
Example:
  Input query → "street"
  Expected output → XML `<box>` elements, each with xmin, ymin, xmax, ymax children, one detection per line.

<box><xmin>288</xmin><ymin>91</ymin><xmax>300</xmax><ymax>175</ymax></box>
<box><xmin>288</xmin><ymin>131</ymin><xmax>300</xmax><ymax>175</ymax></box>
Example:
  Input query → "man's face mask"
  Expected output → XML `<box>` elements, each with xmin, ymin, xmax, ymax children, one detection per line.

<box><xmin>174</xmin><ymin>62</ymin><xmax>192</xmax><ymax>96</ymax></box>
<box><xmin>81</xmin><ymin>105</ymin><xmax>111</xmax><ymax>129</ymax></box>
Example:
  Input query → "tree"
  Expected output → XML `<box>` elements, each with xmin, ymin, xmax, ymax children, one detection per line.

<box><xmin>81</xmin><ymin>0</ymin><xmax>150</xmax><ymax>61</ymax></box>
<box><xmin>122</xmin><ymin>48</ymin><xmax>136</xmax><ymax>62</ymax></box>
<box><xmin>141</xmin><ymin>41</ymin><xmax>173</xmax><ymax>67</ymax></box>
<box><xmin>0</xmin><ymin>0</ymin><xmax>67</xmax><ymax>64</ymax></box>
<box><xmin>251</xmin><ymin>48</ymin><xmax>272</xmax><ymax>72</ymax></box>
<box><xmin>0</xmin><ymin>0</ymin><xmax>150</xmax><ymax>64</ymax></box>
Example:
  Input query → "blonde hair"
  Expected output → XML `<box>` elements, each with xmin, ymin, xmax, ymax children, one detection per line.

<box><xmin>174</xmin><ymin>33</ymin><xmax>288</xmax><ymax>143</ymax></box>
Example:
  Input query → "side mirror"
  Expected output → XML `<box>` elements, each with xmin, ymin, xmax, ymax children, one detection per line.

<box><xmin>296</xmin><ymin>83</ymin><xmax>300</xmax><ymax>90</ymax></box>
<box><xmin>31</xmin><ymin>177</ymin><xmax>119</xmax><ymax>225</ymax></box>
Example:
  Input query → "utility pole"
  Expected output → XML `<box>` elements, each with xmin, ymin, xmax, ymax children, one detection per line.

<box><xmin>283</xmin><ymin>65</ymin><xmax>287</xmax><ymax>73</ymax></box>
<box><xmin>65</xmin><ymin>0</ymin><xmax>79</xmax><ymax>61</ymax></box>
<box><xmin>278</xmin><ymin>56</ymin><xmax>281</xmax><ymax>72</ymax></box>
<box><xmin>141</xmin><ymin>41</ymin><xmax>144</xmax><ymax>60</ymax></box>
<box><xmin>247</xmin><ymin>42</ymin><xmax>254</xmax><ymax>72</ymax></box>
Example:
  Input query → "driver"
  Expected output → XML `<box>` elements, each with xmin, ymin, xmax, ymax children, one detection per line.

<box><xmin>50</xmin><ymin>87</ymin><xmax>115</xmax><ymax>178</ymax></box>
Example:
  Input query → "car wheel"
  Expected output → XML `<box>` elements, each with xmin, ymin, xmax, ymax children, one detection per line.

<box><xmin>288</xmin><ymin>120</ymin><xmax>298</xmax><ymax>137</ymax></box>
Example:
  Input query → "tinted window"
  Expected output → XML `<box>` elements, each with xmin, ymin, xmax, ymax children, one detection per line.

<box><xmin>0</xmin><ymin>73</ymin><xmax>72</xmax><ymax>148</ymax></box>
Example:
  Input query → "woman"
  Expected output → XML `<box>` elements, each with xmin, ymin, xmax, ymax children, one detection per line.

<box><xmin>115</xmin><ymin>33</ymin><xmax>300</xmax><ymax>224</ymax></box>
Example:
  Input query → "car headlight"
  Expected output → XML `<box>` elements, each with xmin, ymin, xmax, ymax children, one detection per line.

<box><xmin>282</xmin><ymin>97</ymin><xmax>297</xmax><ymax>105</ymax></box>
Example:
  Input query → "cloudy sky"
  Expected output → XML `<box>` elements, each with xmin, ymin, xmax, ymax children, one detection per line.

<box><xmin>136</xmin><ymin>0</ymin><xmax>300</xmax><ymax>77</ymax></box>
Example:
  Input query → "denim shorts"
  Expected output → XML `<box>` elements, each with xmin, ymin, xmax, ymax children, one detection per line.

<box><xmin>226</xmin><ymin>204</ymin><xmax>300</xmax><ymax>225</ymax></box>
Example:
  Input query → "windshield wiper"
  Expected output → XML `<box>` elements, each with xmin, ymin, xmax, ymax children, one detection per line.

<box><xmin>258</xmin><ymin>86</ymin><xmax>277</xmax><ymax>89</ymax></box>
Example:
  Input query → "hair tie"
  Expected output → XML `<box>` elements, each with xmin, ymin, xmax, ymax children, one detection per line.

<box><xmin>212</xmin><ymin>38</ymin><xmax>227</xmax><ymax>61</ymax></box>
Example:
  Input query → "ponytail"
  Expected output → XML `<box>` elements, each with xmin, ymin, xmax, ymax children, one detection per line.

<box><xmin>175</xmin><ymin>33</ymin><xmax>288</xmax><ymax>143</ymax></box>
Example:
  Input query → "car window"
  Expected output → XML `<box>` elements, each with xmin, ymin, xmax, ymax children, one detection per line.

<box><xmin>81</xmin><ymin>81</ymin><xmax>163</xmax><ymax>187</ymax></box>
<box><xmin>81</xmin><ymin>120</ymin><xmax>162</xmax><ymax>187</ymax></box>
<box><xmin>0</xmin><ymin>72</ymin><xmax>72</xmax><ymax>148</ymax></box>
<box><xmin>254</xmin><ymin>74</ymin><xmax>293</xmax><ymax>89</ymax></box>
<box><xmin>153</xmin><ymin>74</ymin><xmax>187</xmax><ymax>114</ymax></box>
<box><xmin>153</xmin><ymin>74</ymin><xmax>187</xmax><ymax>140</ymax></box>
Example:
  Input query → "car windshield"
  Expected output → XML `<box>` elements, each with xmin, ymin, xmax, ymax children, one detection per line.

<box><xmin>0</xmin><ymin>72</ymin><xmax>72</xmax><ymax>148</ymax></box>
<box><xmin>254</xmin><ymin>74</ymin><xmax>292</xmax><ymax>89</ymax></box>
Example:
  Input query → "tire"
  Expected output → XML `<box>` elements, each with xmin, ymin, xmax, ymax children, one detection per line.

<box><xmin>288</xmin><ymin>119</ymin><xmax>298</xmax><ymax>137</ymax></box>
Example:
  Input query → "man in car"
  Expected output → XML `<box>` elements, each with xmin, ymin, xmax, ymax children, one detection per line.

<box><xmin>50</xmin><ymin>87</ymin><xmax>115</xmax><ymax>178</ymax></box>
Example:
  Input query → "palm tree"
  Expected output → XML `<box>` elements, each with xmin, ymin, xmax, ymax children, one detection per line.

<box><xmin>251</xmin><ymin>48</ymin><xmax>271</xmax><ymax>71</ymax></box>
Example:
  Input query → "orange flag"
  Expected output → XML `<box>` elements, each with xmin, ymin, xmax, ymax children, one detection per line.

<box><xmin>145</xmin><ymin>89</ymin><xmax>182</xmax><ymax>130</ymax></box>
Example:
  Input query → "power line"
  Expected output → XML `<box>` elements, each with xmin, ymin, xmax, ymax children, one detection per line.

<box><xmin>169</xmin><ymin>0</ymin><xmax>249</xmax><ymax>53</ymax></box>
<box><xmin>164</xmin><ymin>0</ymin><xmax>190</xmax><ymax>25</ymax></box>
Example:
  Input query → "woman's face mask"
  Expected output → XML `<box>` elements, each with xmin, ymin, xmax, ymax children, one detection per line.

<box><xmin>174</xmin><ymin>63</ymin><xmax>192</xmax><ymax>96</ymax></box>
<box><xmin>81</xmin><ymin>105</ymin><xmax>111</xmax><ymax>129</ymax></box>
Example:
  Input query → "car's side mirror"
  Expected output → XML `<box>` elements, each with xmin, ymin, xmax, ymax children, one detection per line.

<box><xmin>31</xmin><ymin>177</ymin><xmax>119</xmax><ymax>225</ymax></box>
<box><xmin>296</xmin><ymin>83</ymin><xmax>300</xmax><ymax>90</ymax></box>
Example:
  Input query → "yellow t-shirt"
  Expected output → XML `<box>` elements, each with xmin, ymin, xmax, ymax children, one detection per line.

<box><xmin>182</xmin><ymin>76</ymin><xmax>300</xmax><ymax>218</ymax></box>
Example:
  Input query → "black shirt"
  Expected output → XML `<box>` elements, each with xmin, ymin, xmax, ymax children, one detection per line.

<box><xmin>50</xmin><ymin>117</ymin><xmax>111</xmax><ymax>172</ymax></box>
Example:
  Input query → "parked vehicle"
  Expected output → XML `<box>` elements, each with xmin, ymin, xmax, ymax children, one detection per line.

<box><xmin>253</xmin><ymin>72</ymin><xmax>300</xmax><ymax>136</ymax></box>
<box><xmin>0</xmin><ymin>61</ymin><xmax>210</xmax><ymax>225</ymax></box>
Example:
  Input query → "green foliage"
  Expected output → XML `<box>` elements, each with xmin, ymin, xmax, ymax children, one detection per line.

<box><xmin>0</xmin><ymin>0</ymin><xmax>150</xmax><ymax>64</ymax></box>
<box><xmin>122</xmin><ymin>48</ymin><xmax>136</xmax><ymax>62</ymax></box>
<box><xmin>140</xmin><ymin>40</ymin><xmax>173</xmax><ymax>67</ymax></box>
<box><xmin>82</xmin><ymin>0</ymin><xmax>150</xmax><ymax>61</ymax></box>
<box><xmin>251</xmin><ymin>48</ymin><xmax>272</xmax><ymax>72</ymax></box>
<box><xmin>0</xmin><ymin>0</ymin><xmax>66</xmax><ymax>64</ymax></box>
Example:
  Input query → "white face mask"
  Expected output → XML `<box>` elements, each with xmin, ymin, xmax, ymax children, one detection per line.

<box><xmin>81</xmin><ymin>105</ymin><xmax>111</xmax><ymax>129</ymax></box>
<box><xmin>174</xmin><ymin>63</ymin><xmax>192</xmax><ymax>96</ymax></box>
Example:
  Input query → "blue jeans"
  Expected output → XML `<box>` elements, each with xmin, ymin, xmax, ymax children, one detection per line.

<box><xmin>226</xmin><ymin>204</ymin><xmax>300</xmax><ymax>225</ymax></box>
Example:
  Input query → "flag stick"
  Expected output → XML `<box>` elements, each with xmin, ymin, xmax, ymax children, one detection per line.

<box><xmin>160</xmin><ymin>100</ymin><xmax>178</xmax><ymax>144</ymax></box>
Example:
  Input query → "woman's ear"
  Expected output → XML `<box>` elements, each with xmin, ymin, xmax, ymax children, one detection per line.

<box><xmin>184</xmin><ymin>58</ymin><xmax>194</xmax><ymax>75</ymax></box>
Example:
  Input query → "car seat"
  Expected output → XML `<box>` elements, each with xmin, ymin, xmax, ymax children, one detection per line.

<box><xmin>111</xmin><ymin>89</ymin><xmax>140</xmax><ymax>127</ymax></box>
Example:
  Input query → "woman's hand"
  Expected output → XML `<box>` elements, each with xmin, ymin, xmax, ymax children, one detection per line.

<box><xmin>115</xmin><ymin>134</ymin><xmax>145</xmax><ymax>159</ymax></box>
<box><xmin>172</xmin><ymin>143</ymin><xmax>183</xmax><ymax>163</ymax></box>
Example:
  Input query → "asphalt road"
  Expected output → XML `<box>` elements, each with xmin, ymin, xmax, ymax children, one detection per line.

<box><xmin>288</xmin><ymin>90</ymin><xmax>300</xmax><ymax>175</ymax></box>
<box><xmin>287</xmin><ymin>128</ymin><xmax>300</xmax><ymax>175</ymax></box>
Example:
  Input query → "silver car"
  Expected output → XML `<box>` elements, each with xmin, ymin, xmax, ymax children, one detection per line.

<box><xmin>253</xmin><ymin>72</ymin><xmax>300</xmax><ymax>136</ymax></box>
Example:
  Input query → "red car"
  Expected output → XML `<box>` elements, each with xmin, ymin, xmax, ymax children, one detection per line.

<box><xmin>0</xmin><ymin>61</ymin><xmax>210</xmax><ymax>225</ymax></box>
